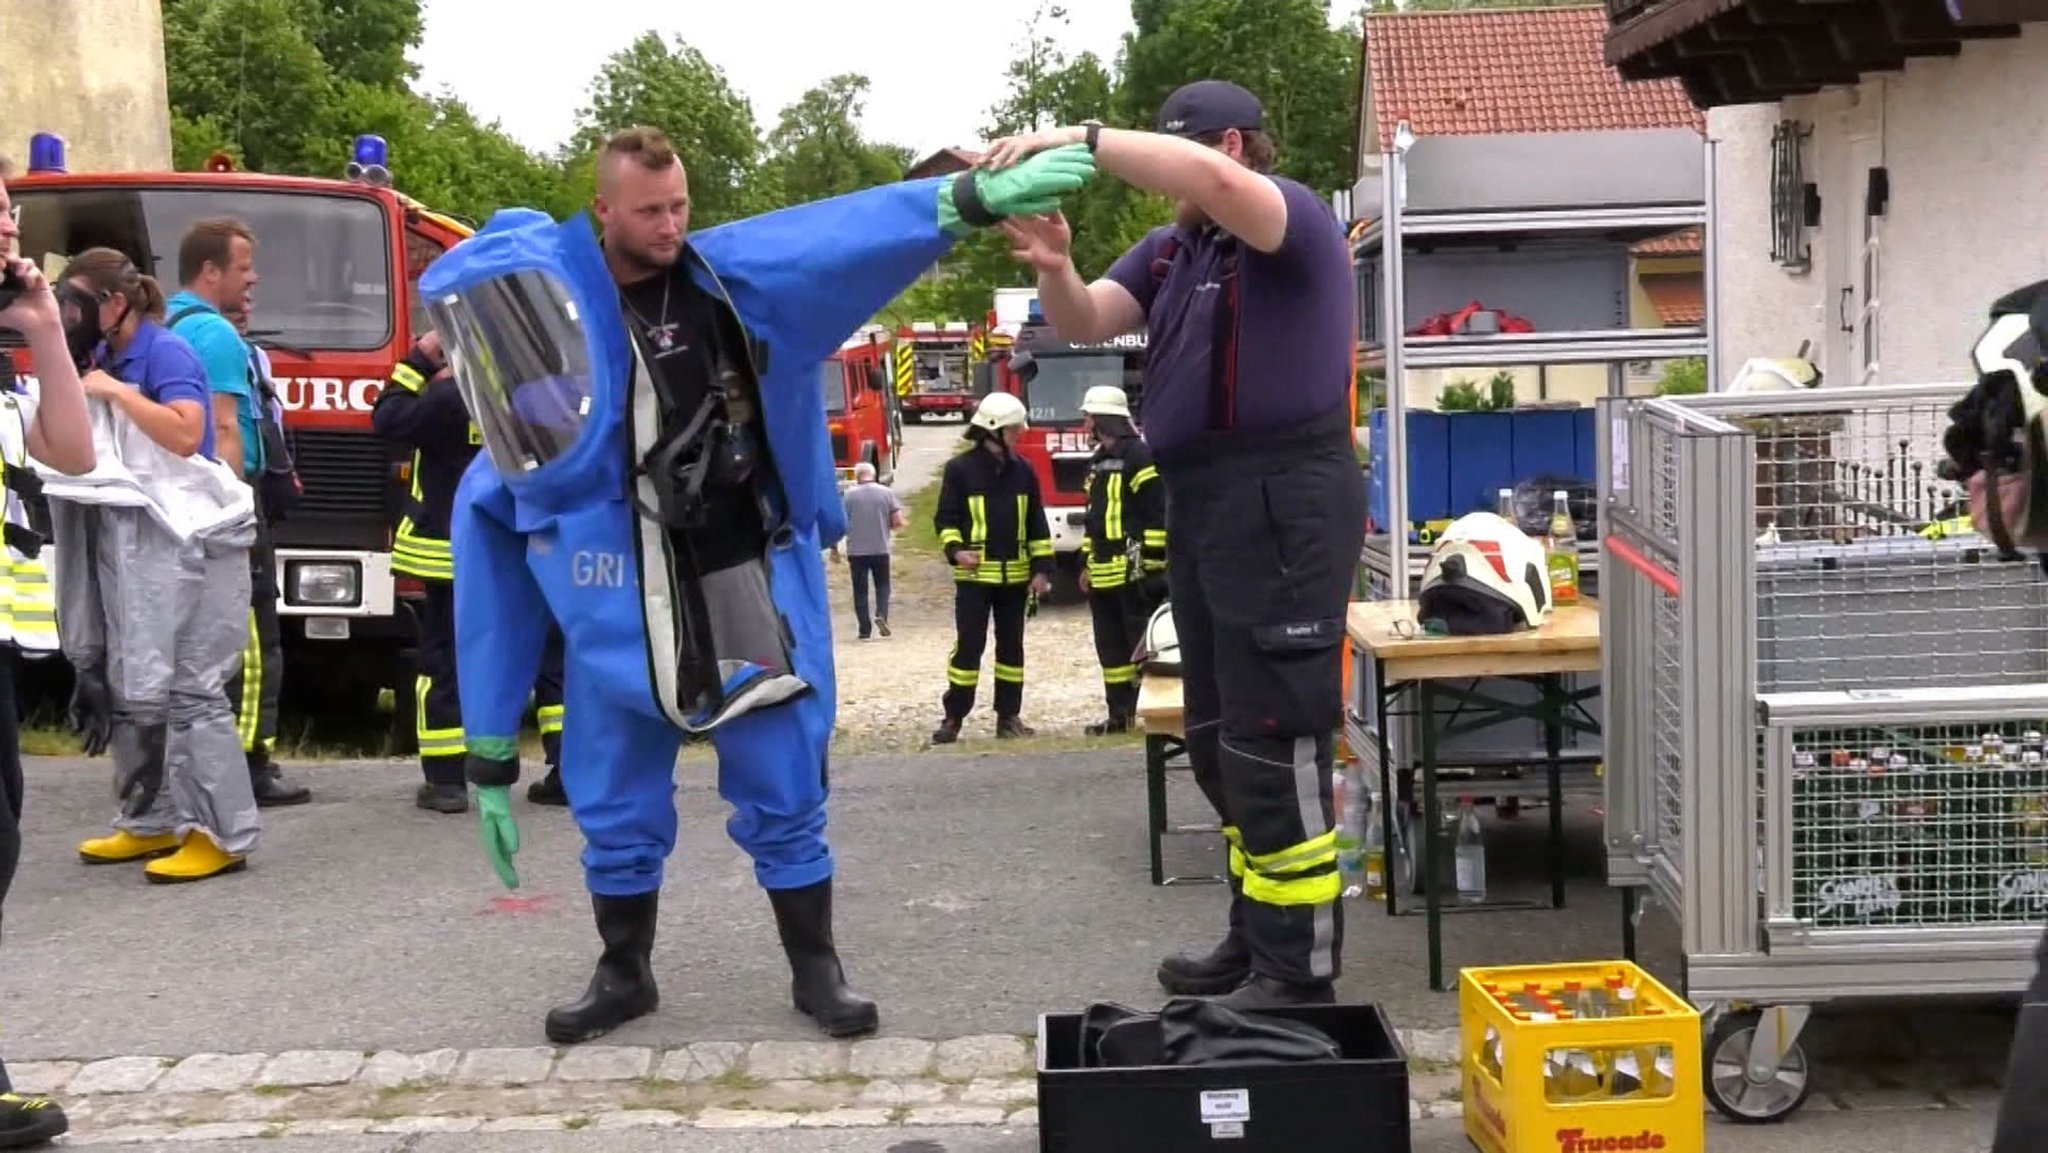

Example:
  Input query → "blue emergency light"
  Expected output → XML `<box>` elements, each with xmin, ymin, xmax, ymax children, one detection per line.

<box><xmin>27</xmin><ymin>133</ymin><xmax>66</xmax><ymax>174</ymax></box>
<box><xmin>1026</xmin><ymin>299</ymin><xmax>1045</xmax><ymax>325</ymax></box>
<box><xmin>345</xmin><ymin>135</ymin><xmax>392</xmax><ymax>187</ymax></box>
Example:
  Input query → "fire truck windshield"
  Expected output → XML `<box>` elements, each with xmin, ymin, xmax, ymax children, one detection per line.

<box><xmin>819</xmin><ymin>361</ymin><xmax>847</xmax><ymax>414</ymax></box>
<box><xmin>1023</xmin><ymin>354</ymin><xmax>1123</xmax><ymax>426</ymax></box>
<box><xmin>11</xmin><ymin>187</ymin><xmax>393</xmax><ymax>352</ymax></box>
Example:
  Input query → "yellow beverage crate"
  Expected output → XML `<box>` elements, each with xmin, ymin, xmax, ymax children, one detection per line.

<box><xmin>1459</xmin><ymin>961</ymin><xmax>1703</xmax><ymax>1153</ymax></box>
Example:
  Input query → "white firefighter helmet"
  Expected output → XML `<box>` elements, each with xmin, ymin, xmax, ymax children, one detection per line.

<box><xmin>970</xmin><ymin>391</ymin><xmax>1029</xmax><ymax>434</ymax></box>
<box><xmin>1137</xmin><ymin>600</ymin><xmax>1178</xmax><ymax>675</ymax></box>
<box><xmin>1081</xmin><ymin>385</ymin><xmax>1130</xmax><ymax>420</ymax></box>
<box><xmin>1973</xmin><ymin>307</ymin><xmax>2048</xmax><ymax>426</ymax></box>
<box><xmin>1725</xmin><ymin>344</ymin><xmax>1821</xmax><ymax>395</ymax></box>
<box><xmin>1416</xmin><ymin>512</ymin><xmax>1552</xmax><ymax>635</ymax></box>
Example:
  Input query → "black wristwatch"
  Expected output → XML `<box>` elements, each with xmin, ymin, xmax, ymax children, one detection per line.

<box><xmin>1082</xmin><ymin>120</ymin><xmax>1103</xmax><ymax>153</ymax></box>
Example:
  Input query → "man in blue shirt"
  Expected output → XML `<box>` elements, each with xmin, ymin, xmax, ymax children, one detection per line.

<box><xmin>166</xmin><ymin>219</ymin><xmax>310</xmax><ymax>809</ymax></box>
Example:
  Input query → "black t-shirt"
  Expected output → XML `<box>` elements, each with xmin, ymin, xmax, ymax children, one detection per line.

<box><xmin>619</xmin><ymin>263</ymin><xmax>768</xmax><ymax>569</ymax></box>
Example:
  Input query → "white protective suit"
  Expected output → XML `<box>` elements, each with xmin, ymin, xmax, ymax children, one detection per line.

<box><xmin>40</xmin><ymin>399</ymin><xmax>261</xmax><ymax>856</ymax></box>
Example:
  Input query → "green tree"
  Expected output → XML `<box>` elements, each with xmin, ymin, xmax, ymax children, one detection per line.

<box><xmin>570</xmin><ymin>32</ymin><xmax>765</xmax><ymax>227</ymax></box>
<box><xmin>162</xmin><ymin>0</ymin><xmax>338</xmax><ymax>174</ymax></box>
<box><xmin>1117</xmin><ymin>0</ymin><xmax>1362</xmax><ymax>193</ymax></box>
<box><xmin>285</xmin><ymin>0</ymin><xmax>425</xmax><ymax>90</ymax></box>
<box><xmin>756</xmin><ymin>74</ymin><xmax>908</xmax><ymax>210</ymax></box>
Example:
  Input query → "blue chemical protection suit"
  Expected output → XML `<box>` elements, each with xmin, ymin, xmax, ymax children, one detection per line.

<box><xmin>420</xmin><ymin>148</ymin><xmax>1096</xmax><ymax>1045</ymax></box>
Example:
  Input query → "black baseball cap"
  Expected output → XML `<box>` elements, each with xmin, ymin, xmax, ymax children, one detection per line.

<box><xmin>1156</xmin><ymin>80</ymin><xmax>1264</xmax><ymax>138</ymax></box>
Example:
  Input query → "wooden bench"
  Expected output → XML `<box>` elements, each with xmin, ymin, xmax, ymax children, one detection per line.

<box><xmin>1135</xmin><ymin>674</ymin><xmax>1226</xmax><ymax>886</ymax></box>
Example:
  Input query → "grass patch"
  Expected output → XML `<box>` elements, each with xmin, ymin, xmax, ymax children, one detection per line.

<box><xmin>1408</xmin><ymin>1055</ymin><xmax>1460</xmax><ymax>1075</ymax></box>
<box><xmin>710</xmin><ymin>1069</ymin><xmax>765</xmax><ymax>1092</ymax></box>
<box><xmin>899</xmin><ymin>472</ymin><xmax>945</xmax><ymax>559</ymax></box>
<box><xmin>248</xmin><ymin>1084</ymin><xmax>295</xmax><ymax>1098</ymax></box>
<box><xmin>563</xmin><ymin>1116</ymin><xmax>593</xmax><ymax>1130</ymax></box>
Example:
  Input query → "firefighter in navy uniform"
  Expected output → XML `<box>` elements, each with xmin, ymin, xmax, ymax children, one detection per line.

<box><xmin>930</xmin><ymin>392</ymin><xmax>1053</xmax><ymax>744</ymax></box>
<box><xmin>373</xmin><ymin>331</ymin><xmax>569</xmax><ymax>813</ymax></box>
<box><xmin>1077</xmin><ymin>385</ymin><xmax>1165</xmax><ymax>735</ymax></box>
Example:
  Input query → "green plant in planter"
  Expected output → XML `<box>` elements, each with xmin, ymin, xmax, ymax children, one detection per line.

<box><xmin>1657</xmin><ymin>357</ymin><xmax>1708</xmax><ymax>395</ymax></box>
<box><xmin>1438</xmin><ymin>377</ymin><xmax>1483</xmax><ymax>411</ymax></box>
<box><xmin>1486</xmin><ymin>370</ymin><xmax>1516</xmax><ymax>411</ymax></box>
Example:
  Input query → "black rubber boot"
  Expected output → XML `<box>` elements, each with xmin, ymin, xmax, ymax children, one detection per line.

<box><xmin>996</xmin><ymin>716</ymin><xmax>1035</xmax><ymax>739</ymax></box>
<box><xmin>768</xmin><ymin>880</ymin><xmax>879</xmax><ymax>1038</ymax></box>
<box><xmin>1158</xmin><ymin>875</ymin><xmax>1252</xmax><ymax>995</ymax></box>
<box><xmin>249</xmin><ymin>751</ymin><xmax>311</xmax><ymax>808</ymax></box>
<box><xmin>930</xmin><ymin>718</ymin><xmax>962</xmax><ymax>745</ymax></box>
<box><xmin>527</xmin><ymin>767</ymin><xmax>569</xmax><ymax>807</ymax></box>
<box><xmin>1210</xmin><ymin>973</ymin><xmax>1337</xmax><ymax>1010</ymax></box>
<box><xmin>0</xmin><ymin>1091</ymin><xmax>67</xmax><ymax>1150</ymax></box>
<box><xmin>545</xmin><ymin>893</ymin><xmax>661</xmax><ymax>1045</ymax></box>
<box><xmin>1085</xmin><ymin>714</ymin><xmax>1133</xmax><ymax>737</ymax></box>
<box><xmin>414</xmin><ymin>783</ymin><xmax>468</xmax><ymax>814</ymax></box>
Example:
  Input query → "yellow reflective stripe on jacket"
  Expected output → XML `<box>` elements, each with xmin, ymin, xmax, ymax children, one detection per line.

<box><xmin>392</xmin><ymin>517</ymin><xmax>454</xmax><ymax>581</ymax></box>
<box><xmin>953</xmin><ymin>557</ymin><xmax>1037</xmax><ymax>585</ymax></box>
<box><xmin>1104</xmin><ymin>472</ymin><xmax>1124</xmax><ymax>543</ymax></box>
<box><xmin>391</xmin><ymin>362</ymin><xmax>428</xmax><ymax>393</ymax></box>
<box><xmin>537</xmin><ymin>703</ymin><xmax>565</xmax><ymax>736</ymax></box>
<box><xmin>1919</xmin><ymin>515</ymin><xmax>1975</xmax><ymax>540</ymax></box>
<box><xmin>968</xmin><ymin>495</ymin><xmax>988</xmax><ymax>547</ymax></box>
<box><xmin>415</xmin><ymin>674</ymin><xmax>466</xmax><ymax>758</ymax></box>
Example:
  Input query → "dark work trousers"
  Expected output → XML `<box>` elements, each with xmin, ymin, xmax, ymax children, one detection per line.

<box><xmin>414</xmin><ymin>580</ymin><xmax>466</xmax><ymax>787</ymax></box>
<box><xmin>417</xmin><ymin>581</ymin><xmax>566</xmax><ymax>785</ymax></box>
<box><xmin>943</xmin><ymin>582</ymin><xmax>1030</xmax><ymax>721</ymax></box>
<box><xmin>1993</xmin><ymin>924</ymin><xmax>2048</xmax><ymax>1151</ymax></box>
<box><xmin>224</xmin><ymin>500</ymin><xmax>281</xmax><ymax>761</ymax></box>
<box><xmin>1088</xmin><ymin>583</ymin><xmax>1154</xmax><ymax>720</ymax></box>
<box><xmin>848</xmin><ymin>554</ymin><xmax>892</xmax><ymax>638</ymax></box>
<box><xmin>0</xmin><ymin>645</ymin><xmax>22</xmax><ymax>1092</ymax></box>
<box><xmin>1161</xmin><ymin>420</ymin><xmax>1366</xmax><ymax>987</ymax></box>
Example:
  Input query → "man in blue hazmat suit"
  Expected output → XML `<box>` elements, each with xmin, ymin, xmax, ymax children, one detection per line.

<box><xmin>421</xmin><ymin>126</ymin><xmax>1096</xmax><ymax>1044</ymax></box>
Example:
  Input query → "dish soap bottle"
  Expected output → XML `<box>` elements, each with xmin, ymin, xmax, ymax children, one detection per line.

<box><xmin>1545</xmin><ymin>489</ymin><xmax>1580</xmax><ymax>607</ymax></box>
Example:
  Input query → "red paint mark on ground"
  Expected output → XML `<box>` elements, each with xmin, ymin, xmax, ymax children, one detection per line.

<box><xmin>483</xmin><ymin>894</ymin><xmax>557</xmax><ymax>916</ymax></box>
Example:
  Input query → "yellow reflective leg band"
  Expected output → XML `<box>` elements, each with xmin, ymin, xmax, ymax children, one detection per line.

<box><xmin>237</xmin><ymin>607</ymin><xmax>262</xmax><ymax>752</ymax></box>
<box><xmin>415</xmin><ymin>674</ymin><xmax>467</xmax><ymax>759</ymax></box>
<box><xmin>1241</xmin><ymin>830</ymin><xmax>1342</xmax><ymax>906</ymax></box>
<box><xmin>537</xmin><ymin>704</ymin><xmax>565</xmax><ymax>736</ymax></box>
<box><xmin>1223</xmin><ymin>825</ymin><xmax>1246</xmax><ymax>879</ymax></box>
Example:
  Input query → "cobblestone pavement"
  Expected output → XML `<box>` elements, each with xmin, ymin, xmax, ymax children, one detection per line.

<box><xmin>6</xmin><ymin>1025</ymin><xmax>2011</xmax><ymax>1145</ymax></box>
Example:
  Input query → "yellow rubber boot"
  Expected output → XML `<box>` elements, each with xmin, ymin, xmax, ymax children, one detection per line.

<box><xmin>142</xmin><ymin>835</ymin><xmax>247</xmax><ymax>885</ymax></box>
<box><xmin>77</xmin><ymin>830</ymin><xmax>180</xmax><ymax>864</ymax></box>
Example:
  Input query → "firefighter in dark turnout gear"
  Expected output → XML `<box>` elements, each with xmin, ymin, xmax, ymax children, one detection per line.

<box><xmin>372</xmin><ymin>332</ymin><xmax>568</xmax><ymax>814</ymax></box>
<box><xmin>931</xmin><ymin>392</ymin><xmax>1053</xmax><ymax>744</ymax></box>
<box><xmin>1078</xmin><ymin>385</ymin><xmax>1165</xmax><ymax>735</ymax></box>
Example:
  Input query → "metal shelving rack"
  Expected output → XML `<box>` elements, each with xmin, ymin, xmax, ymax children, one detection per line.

<box><xmin>1357</xmin><ymin>123</ymin><xmax>1720</xmax><ymax>597</ymax></box>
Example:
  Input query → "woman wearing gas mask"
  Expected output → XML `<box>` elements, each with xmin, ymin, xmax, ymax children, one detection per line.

<box><xmin>0</xmin><ymin>164</ymin><xmax>98</xmax><ymax>1150</ymax></box>
<box><xmin>44</xmin><ymin>248</ymin><xmax>262</xmax><ymax>886</ymax></box>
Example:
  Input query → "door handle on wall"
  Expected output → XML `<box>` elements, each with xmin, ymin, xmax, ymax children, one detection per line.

<box><xmin>1839</xmin><ymin>287</ymin><xmax>1855</xmax><ymax>333</ymax></box>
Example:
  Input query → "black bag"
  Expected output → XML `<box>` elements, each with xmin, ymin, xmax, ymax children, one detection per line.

<box><xmin>165</xmin><ymin>305</ymin><xmax>302</xmax><ymax>519</ymax></box>
<box><xmin>1077</xmin><ymin>998</ymin><xmax>1343</xmax><ymax>1069</ymax></box>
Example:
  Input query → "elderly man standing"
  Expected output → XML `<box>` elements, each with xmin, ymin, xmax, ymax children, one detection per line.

<box><xmin>837</xmin><ymin>462</ymin><xmax>905</xmax><ymax>640</ymax></box>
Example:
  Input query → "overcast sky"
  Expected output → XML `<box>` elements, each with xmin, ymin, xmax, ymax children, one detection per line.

<box><xmin>410</xmin><ymin>2</ymin><xmax>1139</xmax><ymax>161</ymax></box>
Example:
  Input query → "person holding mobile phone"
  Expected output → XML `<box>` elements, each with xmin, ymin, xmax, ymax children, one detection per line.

<box><xmin>0</xmin><ymin>157</ymin><xmax>99</xmax><ymax>1151</ymax></box>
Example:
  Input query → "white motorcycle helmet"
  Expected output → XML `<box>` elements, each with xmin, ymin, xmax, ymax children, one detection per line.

<box><xmin>1416</xmin><ymin>512</ymin><xmax>1552</xmax><ymax>636</ymax></box>
<box><xmin>1080</xmin><ymin>385</ymin><xmax>1131</xmax><ymax>420</ymax></box>
<box><xmin>1137</xmin><ymin>600</ymin><xmax>1178</xmax><ymax>675</ymax></box>
<box><xmin>970</xmin><ymin>391</ymin><xmax>1030</xmax><ymax>434</ymax></box>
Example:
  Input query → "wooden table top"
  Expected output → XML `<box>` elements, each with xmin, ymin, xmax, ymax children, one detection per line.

<box><xmin>1346</xmin><ymin>598</ymin><xmax>1602</xmax><ymax>683</ymax></box>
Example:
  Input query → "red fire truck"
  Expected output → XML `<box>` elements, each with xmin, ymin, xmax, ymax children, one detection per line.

<box><xmin>891</xmin><ymin>320</ymin><xmax>978</xmax><ymax>422</ymax></box>
<box><xmin>3</xmin><ymin>132</ymin><xmax>470</xmax><ymax>721</ymax></box>
<box><xmin>824</xmin><ymin>325</ymin><xmax>902</xmax><ymax>486</ymax></box>
<box><xmin>987</xmin><ymin>299</ymin><xmax>1148</xmax><ymax>585</ymax></box>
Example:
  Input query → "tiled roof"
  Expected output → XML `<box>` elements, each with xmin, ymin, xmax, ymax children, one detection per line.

<box><xmin>1641</xmin><ymin>273</ymin><xmax>1705</xmax><ymax>327</ymax></box>
<box><xmin>1363</xmin><ymin>6</ymin><xmax>1705</xmax><ymax>152</ymax></box>
<box><xmin>1632</xmin><ymin>226</ymin><xmax>1703</xmax><ymax>257</ymax></box>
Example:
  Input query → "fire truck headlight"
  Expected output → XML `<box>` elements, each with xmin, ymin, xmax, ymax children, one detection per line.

<box><xmin>288</xmin><ymin>561</ymin><xmax>361</xmax><ymax>608</ymax></box>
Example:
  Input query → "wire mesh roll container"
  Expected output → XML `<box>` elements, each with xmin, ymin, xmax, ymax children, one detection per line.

<box><xmin>1598</xmin><ymin>382</ymin><xmax>2048</xmax><ymax>1122</ymax></box>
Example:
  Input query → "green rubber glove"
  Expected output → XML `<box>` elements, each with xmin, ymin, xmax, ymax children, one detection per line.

<box><xmin>475</xmin><ymin>784</ymin><xmax>522</xmax><ymax>890</ymax></box>
<box><xmin>938</xmin><ymin>143</ymin><xmax>1097</xmax><ymax>236</ymax></box>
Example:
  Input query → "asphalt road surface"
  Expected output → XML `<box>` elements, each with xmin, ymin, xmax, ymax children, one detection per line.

<box><xmin>45</xmin><ymin>1112</ymin><xmax>2009</xmax><ymax>1152</ymax></box>
<box><xmin>1</xmin><ymin>752</ymin><xmax>2022</xmax><ymax>1067</ymax></box>
<box><xmin>888</xmin><ymin>421</ymin><xmax>962</xmax><ymax>496</ymax></box>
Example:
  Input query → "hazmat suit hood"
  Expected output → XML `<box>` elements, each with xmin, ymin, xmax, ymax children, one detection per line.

<box><xmin>418</xmin><ymin>208</ymin><xmax>632</xmax><ymax>515</ymax></box>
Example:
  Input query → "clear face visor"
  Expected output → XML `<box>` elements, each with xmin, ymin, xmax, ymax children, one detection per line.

<box><xmin>425</xmin><ymin>269</ymin><xmax>598</xmax><ymax>478</ymax></box>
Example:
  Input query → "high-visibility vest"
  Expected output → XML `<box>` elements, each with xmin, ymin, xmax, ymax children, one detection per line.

<box><xmin>0</xmin><ymin>379</ymin><xmax>57</xmax><ymax>653</ymax></box>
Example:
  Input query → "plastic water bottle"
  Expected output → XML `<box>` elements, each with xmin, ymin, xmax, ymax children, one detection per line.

<box><xmin>1454</xmin><ymin>798</ymin><xmax>1487</xmax><ymax>904</ymax></box>
<box><xmin>1334</xmin><ymin>766</ymin><xmax>1365</xmax><ymax>898</ymax></box>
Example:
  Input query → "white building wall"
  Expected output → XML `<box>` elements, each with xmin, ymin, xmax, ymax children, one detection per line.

<box><xmin>1712</xmin><ymin>26</ymin><xmax>2048</xmax><ymax>388</ymax></box>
